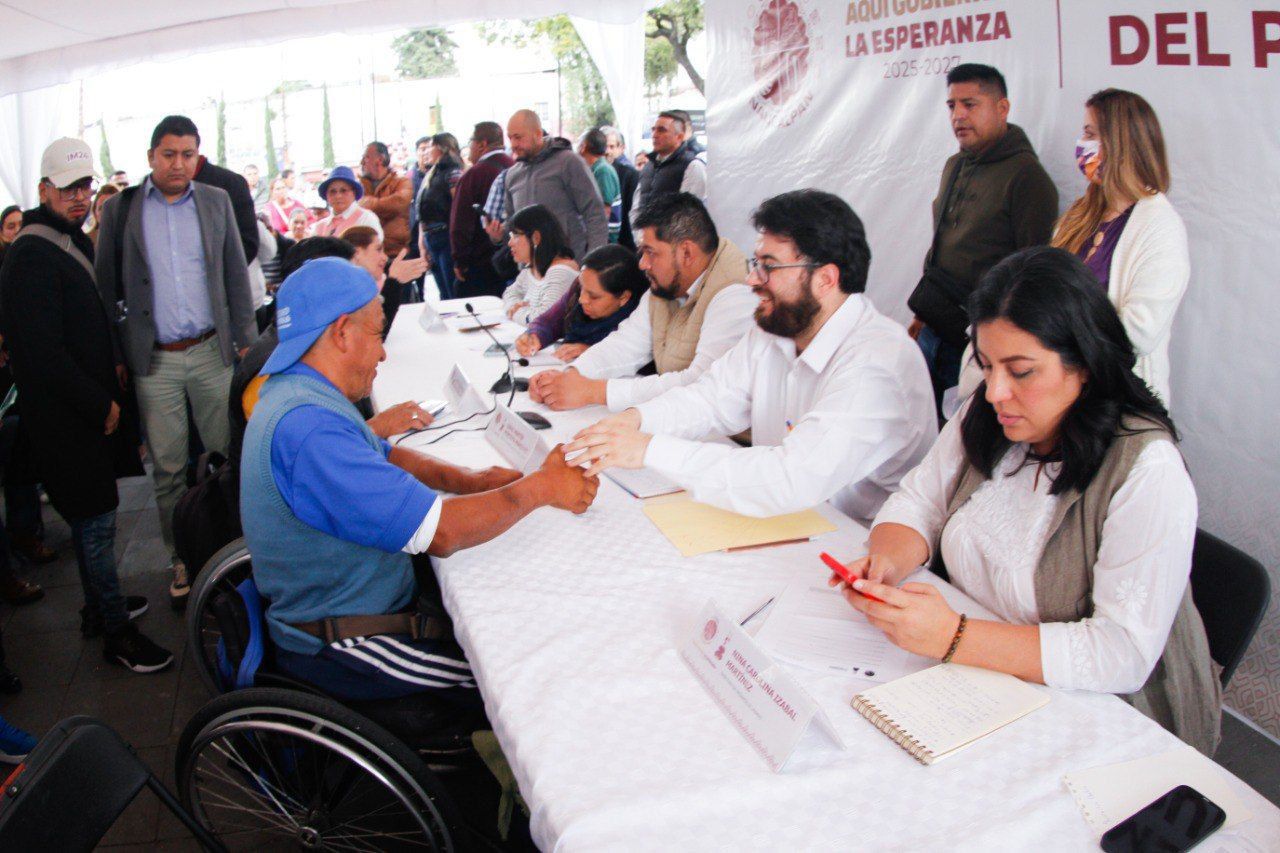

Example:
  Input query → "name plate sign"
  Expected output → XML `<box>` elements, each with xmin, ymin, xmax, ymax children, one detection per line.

<box><xmin>485</xmin><ymin>402</ymin><xmax>550</xmax><ymax>474</ymax></box>
<box><xmin>444</xmin><ymin>364</ymin><xmax>488</xmax><ymax>418</ymax></box>
<box><xmin>680</xmin><ymin>599</ymin><xmax>844</xmax><ymax>772</ymax></box>
<box><xmin>418</xmin><ymin>302</ymin><xmax>444</xmax><ymax>332</ymax></box>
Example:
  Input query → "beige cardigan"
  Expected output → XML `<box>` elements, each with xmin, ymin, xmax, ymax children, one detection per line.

<box><xmin>952</xmin><ymin>192</ymin><xmax>1189</xmax><ymax>407</ymax></box>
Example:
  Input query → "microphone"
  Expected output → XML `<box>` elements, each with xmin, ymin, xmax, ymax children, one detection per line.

<box><xmin>464</xmin><ymin>303</ymin><xmax>550</xmax><ymax>430</ymax></box>
<box><xmin>465</xmin><ymin>302</ymin><xmax>528</xmax><ymax>401</ymax></box>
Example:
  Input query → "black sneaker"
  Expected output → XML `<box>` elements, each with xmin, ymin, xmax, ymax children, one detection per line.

<box><xmin>103</xmin><ymin>624</ymin><xmax>174</xmax><ymax>674</ymax></box>
<box><xmin>80</xmin><ymin>596</ymin><xmax>150</xmax><ymax>638</ymax></box>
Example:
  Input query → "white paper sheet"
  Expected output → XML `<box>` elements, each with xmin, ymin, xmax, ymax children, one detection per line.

<box><xmin>604</xmin><ymin>467</ymin><xmax>684</xmax><ymax>499</ymax></box>
<box><xmin>753</xmin><ymin>582</ymin><xmax>915</xmax><ymax>683</ymax></box>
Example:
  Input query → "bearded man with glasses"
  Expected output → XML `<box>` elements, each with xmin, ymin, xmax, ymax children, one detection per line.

<box><xmin>567</xmin><ymin>190</ymin><xmax>938</xmax><ymax>525</ymax></box>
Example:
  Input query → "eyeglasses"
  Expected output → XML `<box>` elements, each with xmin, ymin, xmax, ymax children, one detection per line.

<box><xmin>746</xmin><ymin>257</ymin><xmax>821</xmax><ymax>284</ymax></box>
<box><xmin>49</xmin><ymin>179</ymin><xmax>97</xmax><ymax>200</ymax></box>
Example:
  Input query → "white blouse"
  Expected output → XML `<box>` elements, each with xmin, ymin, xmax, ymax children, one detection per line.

<box><xmin>501</xmin><ymin>262</ymin><xmax>578</xmax><ymax>326</ymax></box>
<box><xmin>874</xmin><ymin>415</ymin><xmax>1197</xmax><ymax>694</ymax></box>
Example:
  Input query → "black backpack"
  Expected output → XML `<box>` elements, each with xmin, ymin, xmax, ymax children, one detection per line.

<box><xmin>172</xmin><ymin>451</ymin><xmax>242</xmax><ymax>579</ymax></box>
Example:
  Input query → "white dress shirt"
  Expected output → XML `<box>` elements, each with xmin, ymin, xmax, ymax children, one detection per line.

<box><xmin>873</xmin><ymin>415</ymin><xmax>1197</xmax><ymax>694</ymax></box>
<box><xmin>571</xmin><ymin>273</ymin><xmax>758</xmax><ymax>411</ymax></box>
<box><xmin>635</xmin><ymin>294</ymin><xmax>937</xmax><ymax>523</ymax></box>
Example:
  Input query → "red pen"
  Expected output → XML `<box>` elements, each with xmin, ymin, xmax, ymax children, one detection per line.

<box><xmin>820</xmin><ymin>552</ymin><xmax>887</xmax><ymax>604</ymax></box>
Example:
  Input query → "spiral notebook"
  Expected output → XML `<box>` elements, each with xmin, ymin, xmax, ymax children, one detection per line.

<box><xmin>850</xmin><ymin>663</ymin><xmax>1048</xmax><ymax>765</ymax></box>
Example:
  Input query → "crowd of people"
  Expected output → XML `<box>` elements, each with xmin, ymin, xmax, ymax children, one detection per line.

<box><xmin>0</xmin><ymin>62</ymin><xmax>1208</xmax><ymax>768</ymax></box>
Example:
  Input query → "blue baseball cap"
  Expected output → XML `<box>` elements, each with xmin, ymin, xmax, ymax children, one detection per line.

<box><xmin>260</xmin><ymin>257</ymin><xmax>379</xmax><ymax>375</ymax></box>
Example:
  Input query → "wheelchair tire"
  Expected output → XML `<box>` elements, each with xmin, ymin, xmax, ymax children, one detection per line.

<box><xmin>175</xmin><ymin>687</ymin><xmax>463</xmax><ymax>851</ymax></box>
<box><xmin>186</xmin><ymin>539</ymin><xmax>253</xmax><ymax>695</ymax></box>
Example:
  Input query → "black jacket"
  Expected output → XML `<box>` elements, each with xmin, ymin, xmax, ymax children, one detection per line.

<box><xmin>0</xmin><ymin>206</ymin><xmax>143</xmax><ymax>519</ymax></box>
<box><xmin>613</xmin><ymin>160</ymin><xmax>639</xmax><ymax>250</ymax></box>
<box><xmin>195</xmin><ymin>156</ymin><xmax>260</xmax><ymax>263</ymax></box>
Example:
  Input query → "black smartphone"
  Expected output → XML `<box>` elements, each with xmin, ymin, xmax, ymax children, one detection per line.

<box><xmin>1100</xmin><ymin>785</ymin><xmax>1226</xmax><ymax>853</ymax></box>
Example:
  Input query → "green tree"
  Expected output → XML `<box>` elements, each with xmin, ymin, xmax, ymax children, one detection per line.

<box><xmin>478</xmin><ymin>16</ymin><xmax>615</xmax><ymax>133</ymax></box>
<box><xmin>98</xmin><ymin>119</ymin><xmax>115</xmax><ymax>175</ymax></box>
<box><xmin>430</xmin><ymin>94</ymin><xmax>443</xmax><ymax>134</ymax></box>
<box><xmin>392</xmin><ymin>28</ymin><xmax>459</xmax><ymax>79</ymax></box>
<box><xmin>647</xmin><ymin>0</ymin><xmax>705</xmax><ymax>94</ymax></box>
<box><xmin>215</xmin><ymin>96</ymin><xmax>228</xmax><ymax>167</ymax></box>
<box><xmin>263</xmin><ymin>100</ymin><xmax>278</xmax><ymax>180</ymax></box>
<box><xmin>321</xmin><ymin>84</ymin><xmax>336</xmax><ymax>168</ymax></box>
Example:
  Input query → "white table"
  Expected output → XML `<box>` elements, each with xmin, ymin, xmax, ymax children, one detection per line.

<box><xmin>374</xmin><ymin>301</ymin><xmax>1280</xmax><ymax>851</ymax></box>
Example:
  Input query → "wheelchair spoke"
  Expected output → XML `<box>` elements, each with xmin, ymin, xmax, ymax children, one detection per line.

<box><xmin>211</xmin><ymin>736</ymin><xmax>305</xmax><ymax>823</ymax></box>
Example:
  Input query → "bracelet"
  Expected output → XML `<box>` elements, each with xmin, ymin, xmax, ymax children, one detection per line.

<box><xmin>941</xmin><ymin>613</ymin><xmax>967</xmax><ymax>663</ymax></box>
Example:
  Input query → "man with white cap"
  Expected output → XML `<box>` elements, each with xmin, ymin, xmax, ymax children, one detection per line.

<box><xmin>0</xmin><ymin>138</ymin><xmax>174</xmax><ymax>673</ymax></box>
<box><xmin>240</xmin><ymin>257</ymin><xmax>597</xmax><ymax>703</ymax></box>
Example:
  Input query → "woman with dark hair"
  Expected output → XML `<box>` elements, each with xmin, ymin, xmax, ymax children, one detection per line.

<box><xmin>86</xmin><ymin>184</ymin><xmax>120</xmax><ymax>246</ymax></box>
<box><xmin>501</xmin><ymin>205</ymin><xmax>578</xmax><ymax>325</ymax></box>
<box><xmin>416</xmin><ymin>133</ymin><xmax>463</xmax><ymax>299</ymax></box>
<box><xmin>0</xmin><ymin>206</ymin><xmax>22</xmax><ymax>266</ymax></box>
<box><xmin>515</xmin><ymin>244</ymin><xmax>646</xmax><ymax>362</ymax></box>
<box><xmin>832</xmin><ymin>246</ymin><xmax>1219</xmax><ymax>755</ymax></box>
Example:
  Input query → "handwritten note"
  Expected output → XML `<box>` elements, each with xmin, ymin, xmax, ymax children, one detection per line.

<box><xmin>642</xmin><ymin>496</ymin><xmax>837</xmax><ymax>557</ymax></box>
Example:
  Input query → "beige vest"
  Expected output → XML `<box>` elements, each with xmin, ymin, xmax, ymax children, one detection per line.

<box><xmin>940</xmin><ymin>416</ymin><xmax>1221</xmax><ymax>755</ymax></box>
<box><xmin>649</xmin><ymin>238</ymin><xmax>747</xmax><ymax>375</ymax></box>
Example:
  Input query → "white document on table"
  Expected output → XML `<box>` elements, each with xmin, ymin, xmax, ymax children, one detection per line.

<box><xmin>753</xmin><ymin>582</ymin><xmax>914</xmax><ymax>683</ymax></box>
<box><xmin>604</xmin><ymin>467</ymin><xmax>684</xmax><ymax>499</ymax></box>
<box><xmin>522</xmin><ymin>350</ymin><xmax>565</xmax><ymax>367</ymax></box>
<box><xmin>1063</xmin><ymin>746</ymin><xmax>1252</xmax><ymax>835</ymax></box>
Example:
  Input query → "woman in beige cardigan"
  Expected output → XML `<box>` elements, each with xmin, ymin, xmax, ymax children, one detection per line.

<box><xmin>1054</xmin><ymin>88</ymin><xmax>1188</xmax><ymax>405</ymax></box>
<box><xmin>952</xmin><ymin>89</ymin><xmax>1188</xmax><ymax>410</ymax></box>
<box><xmin>833</xmin><ymin>247</ymin><xmax>1219</xmax><ymax>755</ymax></box>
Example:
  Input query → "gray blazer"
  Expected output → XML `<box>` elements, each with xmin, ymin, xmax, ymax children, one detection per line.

<box><xmin>95</xmin><ymin>180</ymin><xmax>258</xmax><ymax>375</ymax></box>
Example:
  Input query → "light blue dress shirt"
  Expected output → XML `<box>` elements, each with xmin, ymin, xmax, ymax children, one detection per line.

<box><xmin>141</xmin><ymin>178</ymin><xmax>214</xmax><ymax>343</ymax></box>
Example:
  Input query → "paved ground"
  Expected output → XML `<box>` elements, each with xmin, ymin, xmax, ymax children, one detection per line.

<box><xmin>0</xmin><ymin>474</ymin><xmax>1276</xmax><ymax>849</ymax></box>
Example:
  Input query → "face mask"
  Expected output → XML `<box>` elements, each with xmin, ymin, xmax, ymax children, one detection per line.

<box><xmin>1075</xmin><ymin>138</ymin><xmax>1102</xmax><ymax>182</ymax></box>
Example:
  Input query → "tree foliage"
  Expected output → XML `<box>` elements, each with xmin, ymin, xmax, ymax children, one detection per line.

<box><xmin>392</xmin><ymin>28</ymin><xmax>459</xmax><ymax>79</ymax></box>
<box><xmin>215</xmin><ymin>97</ymin><xmax>227</xmax><ymax>167</ymax></box>
<box><xmin>478</xmin><ymin>17</ymin><xmax>615</xmax><ymax>133</ymax></box>
<box><xmin>321</xmin><ymin>84</ymin><xmax>336</xmax><ymax>168</ymax></box>
<box><xmin>646</xmin><ymin>0</ymin><xmax>705</xmax><ymax>94</ymax></box>
<box><xmin>263</xmin><ymin>100</ymin><xmax>278</xmax><ymax>180</ymax></box>
<box><xmin>99</xmin><ymin>120</ymin><xmax>115</xmax><ymax>175</ymax></box>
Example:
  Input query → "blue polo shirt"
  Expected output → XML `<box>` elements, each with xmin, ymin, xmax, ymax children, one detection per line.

<box><xmin>270</xmin><ymin>363</ymin><xmax>436</xmax><ymax>552</ymax></box>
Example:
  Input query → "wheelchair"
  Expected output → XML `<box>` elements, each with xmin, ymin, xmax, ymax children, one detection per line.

<box><xmin>175</xmin><ymin>539</ymin><xmax>522</xmax><ymax>851</ymax></box>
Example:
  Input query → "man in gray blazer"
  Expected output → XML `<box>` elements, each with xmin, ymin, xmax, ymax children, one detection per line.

<box><xmin>96</xmin><ymin>115</ymin><xmax>258</xmax><ymax>608</ymax></box>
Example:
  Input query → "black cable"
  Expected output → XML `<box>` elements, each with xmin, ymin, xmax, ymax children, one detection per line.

<box><xmin>393</xmin><ymin>397</ymin><xmax>498</xmax><ymax>446</ymax></box>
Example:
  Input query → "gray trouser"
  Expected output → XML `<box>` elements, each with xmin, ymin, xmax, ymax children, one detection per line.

<box><xmin>134</xmin><ymin>335</ymin><xmax>232</xmax><ymax>562</ymax></box>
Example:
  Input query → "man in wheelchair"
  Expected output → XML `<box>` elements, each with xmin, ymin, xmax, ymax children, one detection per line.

<box><xmin>241</xmin><ymin>257</ymin><xmax>598</xmax><ymax>707</ymax></box>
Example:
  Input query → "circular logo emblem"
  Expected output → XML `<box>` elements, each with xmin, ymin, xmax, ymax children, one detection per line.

<box><xmin>703</xmin><ymin>619</ymin><xmax>718</xmax><ymax>642</ymax></box>
<box><xmin>748</xmin><ymin>0</ymin><xmax>820</xmax><ymax>128</ymax></box>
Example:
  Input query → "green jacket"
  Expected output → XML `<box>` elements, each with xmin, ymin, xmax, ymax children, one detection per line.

<box><xmin>926</xmin><ymin>123</ymin><xmax>1059</xmax><ymax>293</ymax></box>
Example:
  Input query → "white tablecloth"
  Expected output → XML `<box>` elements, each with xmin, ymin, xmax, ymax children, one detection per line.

<box><xmin>373</xmin><ymin>302</ymin><xmax>1280</xmax><ymax>852</ymax></box>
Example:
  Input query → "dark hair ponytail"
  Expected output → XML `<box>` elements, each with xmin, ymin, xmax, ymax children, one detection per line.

<box><xmin>961</xmin><ymin>246</ymin><xmax>1176</xmax><ymax>495</ymax></box>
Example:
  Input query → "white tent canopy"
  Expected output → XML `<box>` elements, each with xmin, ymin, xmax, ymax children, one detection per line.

<box><xmin>0</xmin><ymin>0</ymin><xmax>649</xmax><ymax>205</ymax></box>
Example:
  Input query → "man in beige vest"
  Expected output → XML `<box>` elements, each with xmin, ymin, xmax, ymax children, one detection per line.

<box><xmin>528</xmin><ymin>193</ymin><xmax>756</xmax><ymax>411</ymax></box>
<box><xmin>566</xmin><ymin>191</ymin><xmax>937</xmax><ymax>524</ymax></box>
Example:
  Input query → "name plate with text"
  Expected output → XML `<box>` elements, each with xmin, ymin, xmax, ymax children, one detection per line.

<box><xmin>444</xmin><ymin>363</ymin><xmax>488</xmax><ymax>418</ymax></box>
<box><xmin>485</xmin><ymin>402</ymin><xmax>550</xmax><ymax>474</ymax></box>
<box><xmin>418</xmin><ymin>302</ymin><xmax>444</xmax><ymax>332</ymax></box>
<box><xmin>680</xmin><ymin>599</ymin><xmax>844</xmax><ymax>772</ymax></box>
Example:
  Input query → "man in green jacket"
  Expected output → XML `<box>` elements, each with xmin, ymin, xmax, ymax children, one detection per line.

<box><xmin>908</xmin><ymin>63</ymin><xmax>1058</xmax><ymax>413</ymax></box>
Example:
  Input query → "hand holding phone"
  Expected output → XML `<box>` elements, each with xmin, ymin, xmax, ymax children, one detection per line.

<box><xmin>821</xmin><ymin>552</ymin><xmax>887</xmax><ymax>604</ymax></box>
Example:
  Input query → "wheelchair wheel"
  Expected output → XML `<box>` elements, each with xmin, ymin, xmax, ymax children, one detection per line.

<box><xmin>176</xmin><ymin>687</ymin><xmax>462</xmax><ymax>851</ymax></box>
<box><xmin>187</xmin><ymin>539</ymin><xmax>254</xmax><ymax>694</ymax></box>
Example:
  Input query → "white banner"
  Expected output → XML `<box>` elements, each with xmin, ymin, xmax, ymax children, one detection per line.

<box><xmin>706</xmin><ymin>0</ymin><xmax>1280</xmax><ymax>733</ymax></box>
